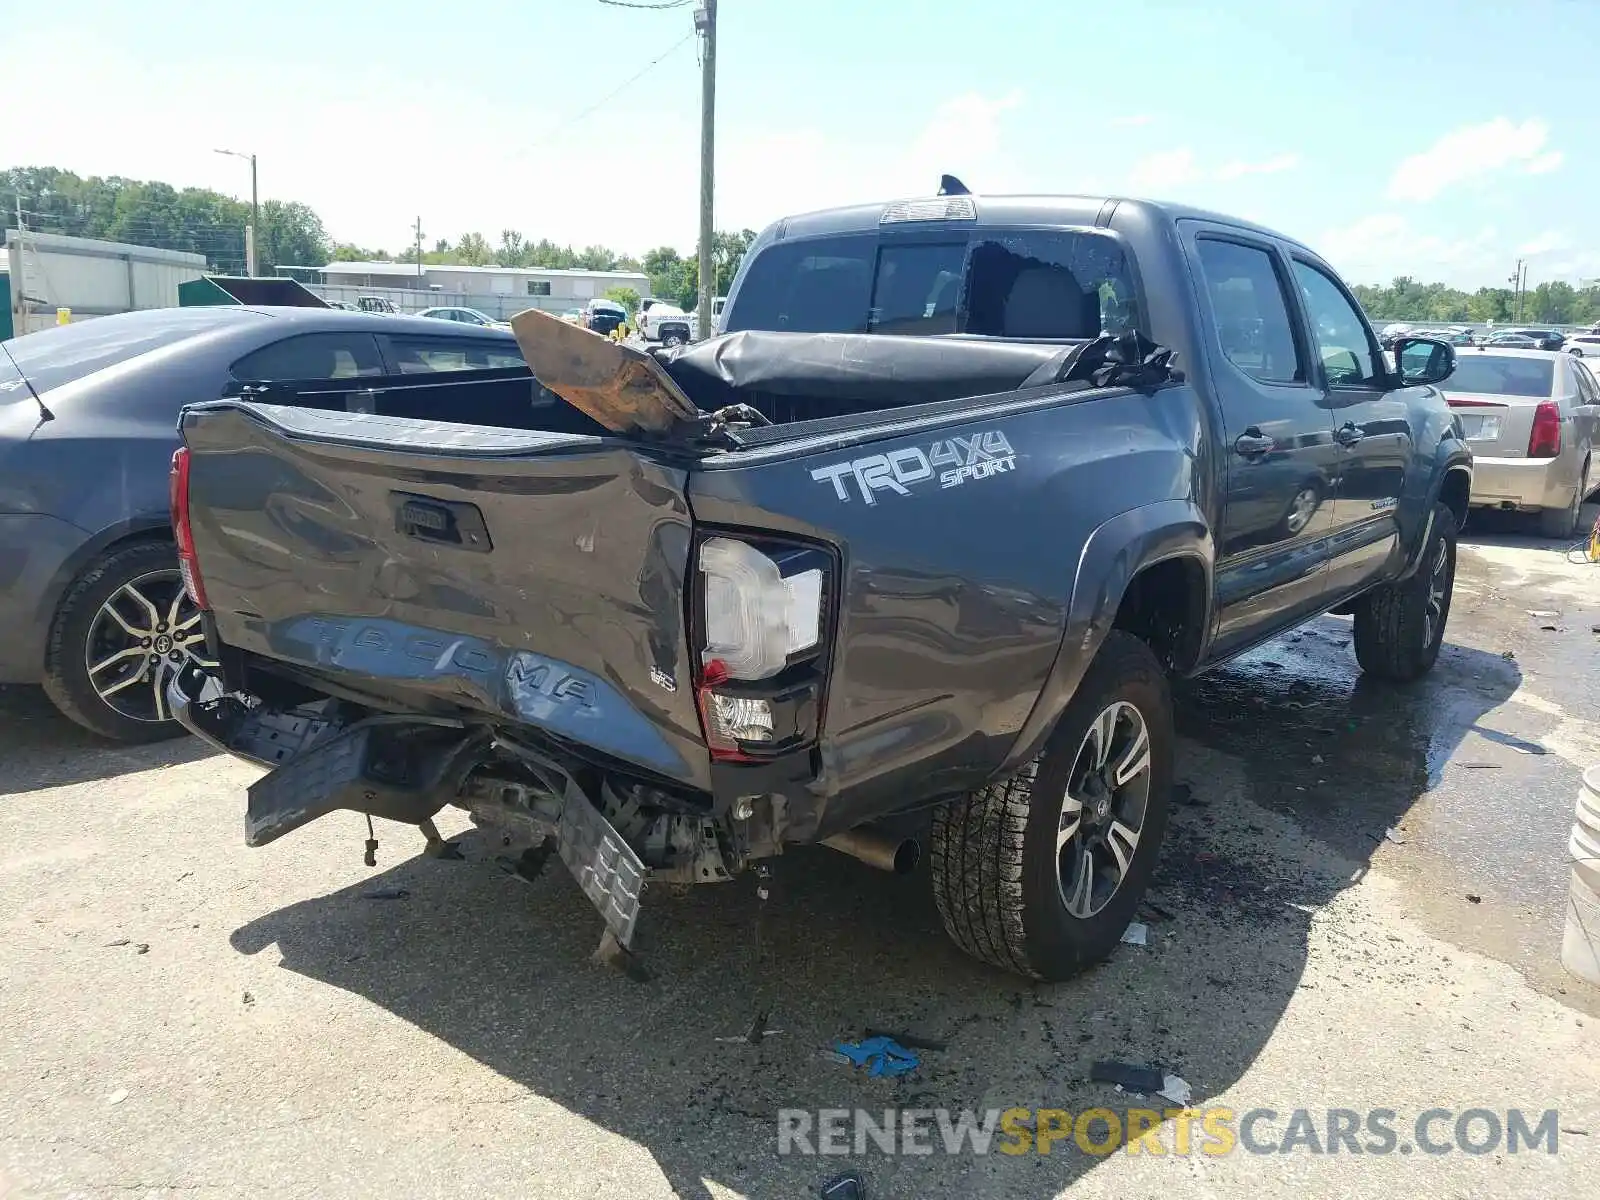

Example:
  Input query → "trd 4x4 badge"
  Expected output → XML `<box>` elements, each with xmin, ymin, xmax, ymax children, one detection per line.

<box><xmin>809</xmin><ymin>431</ymin><xmax>1017</xmax><ymax>505</ymax></box>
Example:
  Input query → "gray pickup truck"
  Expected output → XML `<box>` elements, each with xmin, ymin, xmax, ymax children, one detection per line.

<box><xmin>169</xmin><ymin>192</ymin><xmax>1471</xmax><ymax>982</ymax></box>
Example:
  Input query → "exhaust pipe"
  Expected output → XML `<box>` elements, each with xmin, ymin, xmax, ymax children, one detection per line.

<box><xmin>822</xmin><ymin>827</ymin><xmax>921</xmax><ymax>875</ymax></box>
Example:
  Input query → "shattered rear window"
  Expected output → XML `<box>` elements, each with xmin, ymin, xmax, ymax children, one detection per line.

<box><xmin>726</xmin><ymin>228</ymin><xmax>1140</xmax><ymax>340</ymax></box>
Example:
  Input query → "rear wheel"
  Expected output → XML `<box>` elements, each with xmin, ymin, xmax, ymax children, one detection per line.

<box><xmin>661</xmin><ymin>329</ymin><xmax>687</xmax><ymax>348</ymax></box>
<box><xmin>42</xmin><ymin>541</ymin><xmax>217</xmax><ymax>742</ymax></box>
<box><xmin>1537</xmin><ymin>459</ymin><xmax>1589</xmax><ymax>539</ymax></box>
<box><xmin>930</xmin><ymin>632</ymin><xmax>1173</xmax><ymax>980</ymax></box>
<box><xmin>1353</xmin><ymin>502</ymin><xmax>1456</xmax><ymax>681</ymax></box>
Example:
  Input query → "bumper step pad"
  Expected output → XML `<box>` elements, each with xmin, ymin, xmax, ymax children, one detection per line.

<box><xmin>558</xmin><ymin>785</ymin><xmax>647</xmax><ymax>949</ymax></box>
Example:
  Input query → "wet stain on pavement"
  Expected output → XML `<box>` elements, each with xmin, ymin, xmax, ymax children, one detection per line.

<box><xmin>1169</xmin><ymin>534</ymin><xmax>1599</xmax><ymax>1012</ymax></box>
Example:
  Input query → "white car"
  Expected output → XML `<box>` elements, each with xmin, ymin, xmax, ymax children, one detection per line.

<box><xmin>1441</xmin><ymin>346</ymin><xmax>1600</xmax><ymax>537</ymax></box>
<box><xmin>1566</xmin><ymin>332</ymin><xmax>1600</xmax><ymax>359</ymax></box>
<box><xmin>417</xmin><ymin>306</ymin><xmax>511</xmax><ymax>330</ymax></box>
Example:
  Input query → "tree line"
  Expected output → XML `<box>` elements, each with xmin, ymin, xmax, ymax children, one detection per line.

<box><xmin>1</xmin><ymin>166</ymin><xmax>754</xmax><ymax>311</ymax></box>
<box><xmin>2</xmin><ymin>166</ymin><xmax>330</xmax><ymax>277</ymax></box>
<box><xmin>20</xmin><ymin>166</ymin><xmax>1590</xmax><ymax>326</ymax></box>
<box><xmin>1351</xmin><ymin>276</ymin><xmax>1600</xmax><ymax>327</ymax></box>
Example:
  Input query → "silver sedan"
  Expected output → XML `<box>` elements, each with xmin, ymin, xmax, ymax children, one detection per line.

<box><xmin>1443</xmin><ymin>347</ymin><xmax>1600</xmax><ymax>537</ymax></box>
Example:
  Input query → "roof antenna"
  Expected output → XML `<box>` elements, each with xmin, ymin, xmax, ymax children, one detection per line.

<box><xmin>1</xmin><ymin>341</ymin><xmax>52</xmax><ymax>423</ymax></box>
<box><xmin>937</xmin><ymin>174</ymin><xmax>970</xmax><ymax>196</ymax></box>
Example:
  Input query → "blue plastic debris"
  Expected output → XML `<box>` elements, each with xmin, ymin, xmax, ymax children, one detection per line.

<box><xmin>833</xmin><ymin>1036</ymin><xmax>920</xmax><ymax>1077</ymax></box>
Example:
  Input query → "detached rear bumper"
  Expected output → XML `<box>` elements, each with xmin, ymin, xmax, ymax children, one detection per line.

<box><xmin>169</xmin><ymin>677</ymin><xmax>649</xmax><ymax>948</ymax></box>
<box><xmin>1468</xmin><ymin>455</ymin><xmax>1578</xmax><ymax>512</ymax></box>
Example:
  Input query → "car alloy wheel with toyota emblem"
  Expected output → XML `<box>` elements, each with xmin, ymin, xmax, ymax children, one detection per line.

<box><xmin>43</xmin><ymin>540</ymin><xmax>223</xmax><ymax>743</ymax></box>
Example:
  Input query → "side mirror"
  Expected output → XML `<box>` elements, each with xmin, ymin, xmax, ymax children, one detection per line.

<box><xmin>1393</xmin><ymin>336</ymin><xmax>1456</xmax><ymax>387</ymax></box>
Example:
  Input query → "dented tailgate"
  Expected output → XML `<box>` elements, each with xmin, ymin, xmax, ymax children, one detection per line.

<box><xmin>179</xmin><ymin>402</ymin><xmax>711</xmax><ymax>791</ymax></box>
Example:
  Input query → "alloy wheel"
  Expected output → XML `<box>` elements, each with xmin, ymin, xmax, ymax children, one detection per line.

<box><xmin>1056</xmin><ymin>700</ymin><xmax>1153</xmax><ymax>919</ymax></box>
<box><xmin>1286</xmin><ymin>486</ymin><xmax>1320</xmax><ymax>534</ymax></box>
<box><xmin>84</xmin><ymin>570</ymin><xmax>216</xmax><ymax>724</ymax></box>
<box><xmin>1423</xmin><ymin>533</ymin><xmax>1453</xmax><ymax>650</ymax></box>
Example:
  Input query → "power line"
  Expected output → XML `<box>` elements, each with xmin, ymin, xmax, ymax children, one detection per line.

<box><xmin>597</xmin><ymin>0</ymin><xmax>693</xmax><ymax>9</ymax></box>
<box><xmin>525</xmin><ymin>30</ymin><xmax>694</xmax><ymax>148</ymax></box>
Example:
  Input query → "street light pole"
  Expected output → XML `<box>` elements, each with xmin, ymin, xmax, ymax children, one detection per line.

<box><xmin>694</xmin><ymin>0</ymin><xmax>717</xmax><ymax>341</ymax></box>
<box><xmin>215</xmin><ymin>149</ymin><xmax>258</xmax><ymax>275</ymax></box>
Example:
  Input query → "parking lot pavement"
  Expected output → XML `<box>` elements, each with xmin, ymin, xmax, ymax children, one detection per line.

<box><xmin>2</xmin><ymin>523</ymin><xmax>1599</xmax><ymax>1199</ymax></box>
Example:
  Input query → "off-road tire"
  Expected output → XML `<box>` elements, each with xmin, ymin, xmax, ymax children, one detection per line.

<box><xmin>930</xmin><ymin>631</ymin><xmax>1174</xmax><ymax>980</ymax></box>
<box><xmin>42</xmin><ymin>539</ymin><xmax>191</xmax><ymax>743</ymax></box>
<box><xmin>1353</xmin><ymin>502</ymin><xmax>1456</xmax><ymax>682</ymax></box>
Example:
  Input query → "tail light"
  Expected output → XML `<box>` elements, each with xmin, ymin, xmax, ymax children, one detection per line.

<box><xmin>1528</xmin><ymin>402</ymin><xmax>1562</xmax><ymax>458</ymax></box>
<box><xmin>169</xmin><ymin>447</ymin><xmax>208</xmax><ymax>607</ymax></box>
<box><xmin>693</xmin><ymin>535</ymin><xmax>830</xmax><ymax>761</ymax></box>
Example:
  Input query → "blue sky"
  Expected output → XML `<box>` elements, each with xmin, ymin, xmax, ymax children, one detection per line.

<box><xmin>8</xmin><ymin>0</ymin><xmax>1595</xmax><ymax>287</ymax></box>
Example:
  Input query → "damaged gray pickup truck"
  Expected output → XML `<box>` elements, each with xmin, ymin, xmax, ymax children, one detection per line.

<box><xmin>169</xmin><ymin>193</ymin><xmax>1472</xmax><ymax>981</ymax></box>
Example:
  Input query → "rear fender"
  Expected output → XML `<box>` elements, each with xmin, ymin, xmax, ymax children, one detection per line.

<box><xmin>33</xmin><ymin>515</ymin><xmax>171</xmax><ymax>628</ymax></box>
<box><xmin>996</xmin><ymin>499</ymin><xmax>1212</xmax><ymax>777</ymax></box>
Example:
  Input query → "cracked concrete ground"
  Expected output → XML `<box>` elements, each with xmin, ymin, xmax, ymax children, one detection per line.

<box><xmin>1</xmin><ymin>514</ymin><xmax>1598</xmax><ymax>1199</ymax></box>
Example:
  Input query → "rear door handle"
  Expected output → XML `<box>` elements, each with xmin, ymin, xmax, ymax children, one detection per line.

<box><xmin>1336</xmin><ymin>422</ymin><xmax>1364</xmax><ymax>447</ymax></box>
<box><xmin>1234</xmin><ymin>432</ymin><xmax>1276</xmax><ymax>456</ymax></box>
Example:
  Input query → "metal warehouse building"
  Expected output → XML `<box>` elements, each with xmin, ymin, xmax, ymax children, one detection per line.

<box><xmin>303</xmin><ymin>261</ymin><xmax>652</xmax><ymax>320</ymax></box>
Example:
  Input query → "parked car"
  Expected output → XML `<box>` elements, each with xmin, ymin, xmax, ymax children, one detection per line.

<box><xmin>1565</xmin><ymin>332</ymin><xmax>1600</xmax><ymax>358</ymax></box>
<box><xmin>417</xmin><ymin>306</ymin><xmax>511</xmax><ymax>330</ymax></box>
<box><xmin>1444</xmin><ymin>347</ymin><xmax>1598</xmax><ymax>536</ymax></box>
<box><xmin>1486</xmin><ymin>332</ymin><xmax>1540</xmax><ymax>349</ymax></box>
<box><xmin>1378</xmin><ymin>323</ymin><xmax>1414</xmax><ymax>350</ymax></box>
<box><xmin>169</xmin><ymin>191</ymin><xmax>1469</xmax><ymax>982</ymax></box>
<box><xmin>584</xmin><ymin>299</ymin><xmax>628</xmax><ymax>337</ymax></box>
<box><xmin>355</xmin><ymin>296</ymin><xmax>401</xmax><ymax>316</ymax></box>
<box><xmin>1508</xmin><ymin>328</ymin><xmax>1565</xmax><ymax>351</ymax></box>
<box><xmin>0</xmin><ymin>307</ymin><xmax>551</xmax><ymax>741</ymax></box>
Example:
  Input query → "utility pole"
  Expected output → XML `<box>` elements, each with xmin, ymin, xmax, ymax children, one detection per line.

<box><xmin>248</xmin><ymin>154</ymin><xmax>258</xmax><ymax>276</ymax></box>
<box><xmin>14</xmin><ymin>196</ymin><xmax>27</xmax><ymax>334</ymax></box>
<box><xmin>215</xmin><ymin>149</ymin><xmax>259</xmax><ymax>274</ymax></box>
<box><xmin>414</xmin><ymin>217</ymin><xmax>425</xmax><ymax>281</ymax></box>
<box><xmin>1509</xmin><ymin>259</ymin><xmax>1523</xmax><ymax>324</ymax></box>
<box><xmin>694</xmin><ymin>0</ymin><xmax>717</xmax><ymax>341</ymax></box>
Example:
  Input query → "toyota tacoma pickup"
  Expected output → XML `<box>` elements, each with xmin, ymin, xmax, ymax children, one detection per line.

<box><xmin>167</xmin><ymin>192</ymin><xmax>1471</xmax><ymax>981</ymax></box>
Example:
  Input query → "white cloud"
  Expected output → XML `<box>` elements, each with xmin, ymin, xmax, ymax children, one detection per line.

<box><xmin>1517</xmin><ymin>231</ymin><xmax>1570</xmax><ymax>257</ymax></box>
<box><xmin>1386</xmin><ymin>118</ymin><xmax>1561</xmax><ymax>202</ymax></box>
<box><xmin>1127</xmin><ymin>149</ymin><xmax>1200</xmax><ymax>191</ymax></box>
<box><xmin>1126</xmin><ymin>148</ymin><xmax>1300</xmax><ymax>192</ymax></box>
<box><xmin>904</xmin><ymin>89</ymin><xmax>1024</xmax><ymax>183</ymax></box>
<box><xmin>0</xmin><ymin>20</ymin><xmax>1034</xmax><ymax>256</ymax></box>
<box><xmin>1109</xmin><ymin>114</ymin><xmax>1154</xmax><ymax>128</ymax></box>
<box><xmin>1214</xmin><ymin>153</ymin><xmax>1301</xmax><ymax>181</ymax></box>
<box><xmin>1315</xmin><ymin>213</ymin><xmax>1504</xmax><ymax>285</ymax></box>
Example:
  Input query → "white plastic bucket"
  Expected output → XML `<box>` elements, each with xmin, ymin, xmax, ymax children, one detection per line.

<box><xmin>1561</xmin><ymin>766</ymin><xmax>1600</xmax><ymax>986</ymax></box>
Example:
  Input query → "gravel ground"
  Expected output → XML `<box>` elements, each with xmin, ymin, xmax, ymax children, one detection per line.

<box><xmin>2</xmin><ymin>519</ymin><xmax>1598</xmax><ymax>1199</ymax></box>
